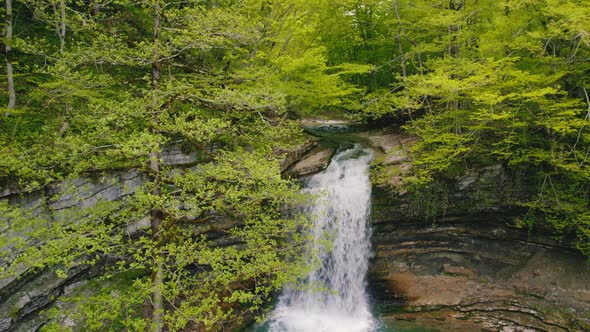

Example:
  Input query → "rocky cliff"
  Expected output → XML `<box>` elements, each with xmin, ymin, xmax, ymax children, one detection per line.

<box><xmin>0</xmin><ymin>144</ymin><xmax>235</xmax><ymax>331</ymax></box>
<box><xmin>367</xmin><ymin>130</ymin><xmax>590</xmax><ymax>332</ymax></box>
<box><xmin>0</xmin><ymin>128</ymin><xmax>326</xmax><ymax>332</ymax></box>
<box><xmin>3</xmin><ymin>126</ymin><xmax>590</xmax><ymax>332</ymax></box>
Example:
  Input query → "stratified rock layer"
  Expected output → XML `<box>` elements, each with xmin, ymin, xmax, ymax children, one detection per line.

<box><xmin>368</xmin><ymin>132</ymin><xmax>590</xmax><ymax>332</ymax></box>
<box><xmin>0</xmin><ymin>145</ymin><xmax>226</xmax><ymax>332</ymax></box>
<box><xmin>369</xmin><ymin>215</ymin><xmax>590</xmax><ymax>331</ymax></box>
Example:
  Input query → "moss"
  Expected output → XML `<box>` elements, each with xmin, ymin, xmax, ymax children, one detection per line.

<box><xmin>407</xmin><ymin>182</ymin><xmax>451</xmax><ymax>223</ymax></box>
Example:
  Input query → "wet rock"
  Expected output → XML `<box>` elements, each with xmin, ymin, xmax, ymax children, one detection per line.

<box><xmin>125</xmin><ymin>216</ymin><xmax>151</xmax><ymax>236</ymax></box>
<box><xmin>574</xmin><ymin>291</ymin><xmax>590</xmax><ymax>302</ymax></box>
<box><xmin>0</xmin><ymin>318</ymin><xmax>11</xmax><ymax>332</ymax></box>
<box><xmin>278</xmin><ymin>139</ymin><xmax>318</xmax><ymax>172</ymax></box>
<box><xmin>456</xmin><ymin>171</ymin><xmax>479</xmax><ymax>191</ymax></box>
<box><xmin>161</xmin><ymin>145</ymin><xmax>202</xmax><ymax>166</ymax></box>
<box><xmin>358</xmin><ymin>129</ymin><xmax>418</xmax><ymax>194</ymax></box>
<box><xmin>0</xmin><ymin>184</ymin><xmax>26</xmax><ymax>199</ymax></box>
<box><xmin>299</xmin><ymin>119</ymin><xmax>361</xmax><ymax>133</ymax></box>
<box><xmin>46</xmin><ymin>169</ymin><xmax>145</xmax><ymax>213</ymax></box>
<box><xmin>383</xmin><ymin>313</ymin><xmax>487</xmax><ymax>331</ymax></box>
<box><xmin>356</xmin><ymin>129</ymin><xmax>418</xmax><ymax>157</ymax></box>
<box><xmin>442</xmin><ymin>264</ymin><xmax>477</xmax><ymax>277</ymax></box>
<box><xmin>286</xmin><ymin>146</ymin><xmax>335</xmax><ymax>177</ymax></box>
<box><xmin>457</xmin><ymin>164</ymin><xmax>503</xmax><ymax>191</ymax></box>
<box><xmin>369</xmin><ymin>218</ymin><xmax>590</xmax><ymax>331</ymax></box>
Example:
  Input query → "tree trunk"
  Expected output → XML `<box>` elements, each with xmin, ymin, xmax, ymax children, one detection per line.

<box><xmin>393</xmin><ymin>2</ymin><xmax>407</xmax><ymax>81</ymax></box>
<box><xmin>57</xmin><ymin>0</ymin><xmax>66</xmax><ymax>54</ymax></box>
<box><xmin>150</xmin><ymin>2</ymin><xmax>164</xmax><ymax>332</ymax></box>
<box><xmin>58</xmin><ymin>0</ymin><xmax>66</xmax><ymax>53</ymax></box>
<box><xmin>396</xmin><ymin>34</ymin><xmax>406</xmax><ymax>78</ymax></box>
<box><xmin>92</xmin><ymin>0</ymin><xmax>101</xmax><ymax>16</ymax></box>
<box><xmin>448</xmin><ymin>25</ymin><xmax>460</xmax><ymax>57</ymax></box>
<box><xmin>447</xmin><ymin>0</ymin><xmax>461</xmax><ymax>58</ymax></box>
<box><xmin>5</xmin><ymin>0</ymin><xmax>15</xmax><ymax>110</ymax></box>
<box><xmin>149</xmin><ymin>152</ymin><xmax>164</xmax><ymax>332</ymax></box>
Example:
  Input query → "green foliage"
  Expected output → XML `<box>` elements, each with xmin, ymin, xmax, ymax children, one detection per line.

<box><xmin>2</xmin><ymin>0</ymin><xmax>590</xmax><ymax>328</ymax></box>
<box><xmin>32</xmin><ymin>150</ymin><xmax>312</xmax><ymax>331</ymax></box>
<box><xmin>0</xmin><ymin>0</ymin><xmax>353</xmax><ymax>329</ymax></box>
<box><xmin>354</xmin><ymin>0</ymin><xmax>590</xmax><ymax>255</ymax></box>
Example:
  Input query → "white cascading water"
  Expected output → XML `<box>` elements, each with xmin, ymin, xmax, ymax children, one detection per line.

<box><xmin>269</xmin><ymin>143</ymin><xmax>376</xmax><ymax>332</ymax></box>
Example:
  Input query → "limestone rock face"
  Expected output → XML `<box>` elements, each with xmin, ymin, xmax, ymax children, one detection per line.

<box><xmin>0</xmin><ymin>136</ymin><xmax>326</xmax><ymax>331</ymax></box>
<box><xmin>369</xmin><ymin>217</ymin><xmax>590</xmax><ymax>331</ymax></box>
<box><xmin>357</xmin><ymin>129</ymin><xmax>418</xmax><ymax>192</ymax></box>
<box><xmin>284</xmin><ymin>146</ymin><xmax>335</xmax><ymax>177</ymax></box>
<box><xmin>278</xmin><ymin>139</ymin><xmax>318</xmax><ymax>172</ymax></box>
<box><xmin>366</xmin><ymin>130</ymin><xmax>590</xmax><ymax>331</ymax></box>
<box><xmin>161</xmin><ymin>145</ymin><xmax>203</xmax><ymax>166</ymax></box>
<box><xmin>0</xmin><ymin>146</ymin><xmax>221</xmax><ymax>331</ymax></box>
<box><xmin>361</xmin><ymin>130</ymin><xmax>418</xmax><ymax>165</ymax></box>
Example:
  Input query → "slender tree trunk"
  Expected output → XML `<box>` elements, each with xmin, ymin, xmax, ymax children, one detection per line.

<box><xmin>393</xmin><ymin>2</ymin><xmax>406</xmax><ymax>81</ymax></box>
<box><xmin>150</xmin><ymin>2</ymin><xmax>164</xmax><ymax>332</ymax></box>
<box><xmin>396</xmin><ymin>34</ymin><xmax>406</xmax><ymax>79</ymax></box>
<box><xmin>58</xmin><ymin>0</ymin><xmax>66</xmax><ymax>53</ymax></box>
<box><xmin>149</xmin><ymin>153</ymin><xmax>164</xmax><ymax>332</ymax></box>
<box><xmin>450</xmin><ymin>24</ymin><xmax>461</xmax><ymax>58</ymax></box>
<box><xmin>447</xmin><ymin>0</ymin><xmax>461</xmax><ymax>58</ymax></box>
<box><xmin>393</xmin><ymin>1</ymin><xmax>413</xmax><ymax>118</ymax></box>
<box><xmin>5</xmin><ymin>0</ymin><xmax>15</xmax><ymax>110</ymax></box>
<box><xmin>393</xmin><ymin>1</ymin><xmax>423</xmax><ymax>75</ymax></box>
<box><xmin>92</xmin><ymin>0</ymin><xmax>101</xmax><ymax>16</ymax></box>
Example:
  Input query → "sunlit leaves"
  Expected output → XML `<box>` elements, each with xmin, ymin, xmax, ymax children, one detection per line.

<box><xmin>370</xmin><ymin>0</ymin><xmax>590</xmax><ymax>257</ymax></box>
<box><xmin>0</xmin><ymin>0</ymin><xmax>330</xmax><ymax>329</ymax></box>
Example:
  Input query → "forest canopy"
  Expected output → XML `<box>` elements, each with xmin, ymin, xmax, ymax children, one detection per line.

<box><xmin>1</xmin><ymin>0</ymin><xmax>589</xmax><ymax>330</ymax></box>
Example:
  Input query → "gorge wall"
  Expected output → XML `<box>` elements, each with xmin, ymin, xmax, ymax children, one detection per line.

<box><xmin>0</xmin><ymin>144</ymin><xmax>261</xmax><ymax>331</ymax></box>
<box><xmin>2</xmin><ymin>126</ymin><xmax>590</xmax><ymax>332</ymax></box>
<box><xmin>274</xmin><ymin>125</ymin><xmax>590</xmax><ymax>332</ymax></box>
<box><xmin>0</xmin><ymin>139</ymin><xmax>322</xmax><ymax>332</ymax></box>
<box><xmin>367</xmin><ymin>129</ymin><xmax>590</xmax><ymax>332</ymax></box>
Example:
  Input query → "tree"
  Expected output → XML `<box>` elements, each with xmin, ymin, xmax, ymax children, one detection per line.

<box><xmin>0</xmin><ymin>0</ymin><xmax>365</xmax><ymax>329</ymax></box>
<box><xmin>4</xmin><ymin>0</ymin><xmax>15</xmax><ymax>109</ymax></box>
<box><xmin>359</xmin><ymin>0</ymin><xmax>590</xmax><ymax>256</ymax></box>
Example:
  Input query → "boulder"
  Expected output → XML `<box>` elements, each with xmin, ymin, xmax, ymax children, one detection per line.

<box><xmin>278</xmin><ymin>139</ymin><xmax>318</xmax><ymax>172</ymax></box>
<box><xmin>285</xmin><ymin>146</ymin><xmax>335</xmax><ymax>177</ymax></box>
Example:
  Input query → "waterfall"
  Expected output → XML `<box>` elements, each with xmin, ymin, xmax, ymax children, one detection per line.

<box><xmin>269</xmin><ymin>143</ymin><xmax>376</xmax><ymax>332</ymax></box>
